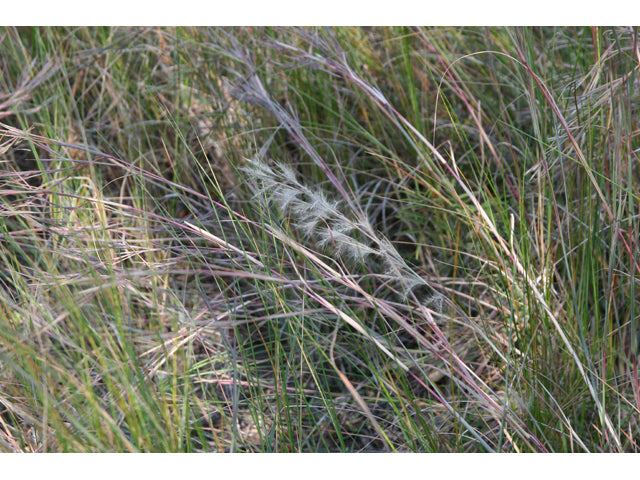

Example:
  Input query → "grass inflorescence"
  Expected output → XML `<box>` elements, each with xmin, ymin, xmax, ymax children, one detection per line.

<box><xmin>0</xmin><ymin>26</ymin><xmax>638</xmax><ymax>452</ymax></box>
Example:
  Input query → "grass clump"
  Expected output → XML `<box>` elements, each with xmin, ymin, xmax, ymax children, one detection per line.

<box><xmin>0</xmin><ymin>26</ymin><xmax>639</xmax><ymax>452</ymax></box>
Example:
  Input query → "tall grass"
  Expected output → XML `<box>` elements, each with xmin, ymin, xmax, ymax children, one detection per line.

<box><xmin>0</xmin><ymin>26</ymin><xmax>638</xmax><ymax>452</ymax></box>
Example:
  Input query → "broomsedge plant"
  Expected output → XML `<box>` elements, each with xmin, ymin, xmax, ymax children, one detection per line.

<box><xmin>1</xmin><ymin>26</ymin><xmax>638</xmax><ymax>452</ymax></box>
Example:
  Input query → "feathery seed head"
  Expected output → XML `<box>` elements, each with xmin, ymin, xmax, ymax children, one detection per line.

<box><xmin>246</xmin><ymin>157</ymin><xmax>442</xmax><ymax>310</ymax></box>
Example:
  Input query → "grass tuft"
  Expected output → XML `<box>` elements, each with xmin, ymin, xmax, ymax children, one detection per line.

<box><xmin>1</xmin><ymin>26</ymin><xmax>639</xmax><ymax>452</ymax></box>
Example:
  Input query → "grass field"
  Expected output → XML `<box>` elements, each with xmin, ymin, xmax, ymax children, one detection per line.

<box><xmin>1</xmin><ymin>26</ymin><xmax>639</xmax><ymax>452</ymax></box>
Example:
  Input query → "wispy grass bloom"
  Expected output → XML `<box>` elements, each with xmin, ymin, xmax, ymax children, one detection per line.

<box><xmin>245</xmin><ymin>157</ymin><xmax>443</xmax><ymax>310</ymax></box>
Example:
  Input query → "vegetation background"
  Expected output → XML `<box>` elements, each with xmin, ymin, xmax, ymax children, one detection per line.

<box><xmin>0</xmin><ymin>26</ymin><xmax>639</xmax><ymax>452</ymax></box>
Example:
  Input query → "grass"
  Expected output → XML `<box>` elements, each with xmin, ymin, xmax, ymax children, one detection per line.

<box><xmin>0</xmin><ymin>26</ymin><xmax>639</xmax><ymax>452</ymax></box>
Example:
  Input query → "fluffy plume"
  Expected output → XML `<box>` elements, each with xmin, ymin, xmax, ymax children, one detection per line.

<box><xmin>245</xmin><ymin>158</ymin><xmax>443</xmax><ymax>310</ymax></box>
